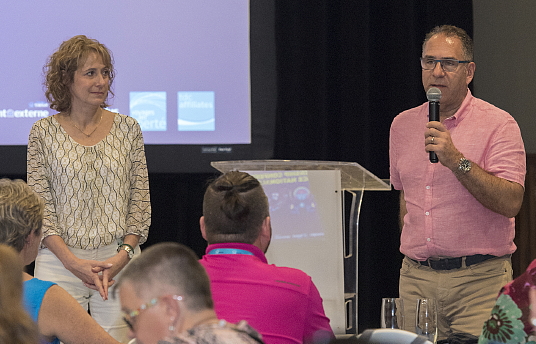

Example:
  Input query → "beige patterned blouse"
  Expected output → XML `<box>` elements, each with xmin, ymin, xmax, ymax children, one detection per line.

<box><xmin>162</xmin><ymin>320</ymin><xmax>264</xmax><ymax>344</ymax></box>
<box><xmin>27</xmin><ymin>114</ymin><xmax>150</xmax><ymax>249</ymax></box>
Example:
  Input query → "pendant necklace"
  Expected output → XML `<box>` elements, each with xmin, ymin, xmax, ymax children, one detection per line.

<box><xmin>70</xmin><ymin>112</ymin><xmax>103</xmax><ymax>138</ymax></box>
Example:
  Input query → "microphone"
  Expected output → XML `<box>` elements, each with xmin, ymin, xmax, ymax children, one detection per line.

<box><xmin>426</xmin><ymin>87</ymin><xmax>441</xmax><ymax>163</ymax></box>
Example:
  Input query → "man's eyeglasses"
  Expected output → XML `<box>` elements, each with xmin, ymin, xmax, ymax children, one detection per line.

<box><xmin>420</xmin><ymin>57</ymin><xmax>471</xmax><ymax>72</ymax></box>
<box><xmin>123</xmin><ymin>295</ymin><xmax>183</xmax><ymax>330</ymax></box>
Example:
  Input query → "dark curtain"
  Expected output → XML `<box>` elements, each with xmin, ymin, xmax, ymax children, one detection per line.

<box><xmin>273</xmin><ymin>0</ymin><xmax>472</xmax><ymax>331</ymax></box>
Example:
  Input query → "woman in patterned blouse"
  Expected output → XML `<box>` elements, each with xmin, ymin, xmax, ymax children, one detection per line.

<box><xmin>27</xmin><ymin>35</ymin><xmax>151</xmax><ymax>343</ymax></box>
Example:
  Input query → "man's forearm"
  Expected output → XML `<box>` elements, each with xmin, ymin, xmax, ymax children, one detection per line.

<box><xmin>453</xmin><ymin>161</ymin><xmax>524</xmax><ymax>218</ymax></box>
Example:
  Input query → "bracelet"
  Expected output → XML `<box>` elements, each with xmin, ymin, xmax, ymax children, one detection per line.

<box><xmin>119</xmin><ymin>243</ymin><xmax>134</xmax><ymax>252</ymax></box>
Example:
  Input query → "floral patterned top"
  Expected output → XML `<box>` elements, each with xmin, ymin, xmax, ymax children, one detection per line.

<box><xmin>159</xmin><ymin>320</ymin><xmax>264</xmax><ymax>344</ymax></box>
<box><xmin>479</xmin><ymin>259</ymin><xmax>536</xmax><ymax>344</ymax></box>
<box><xmin>27</xmin><ymin>114</ymin><xmax>151</xmax><ymax>249</ymax></box>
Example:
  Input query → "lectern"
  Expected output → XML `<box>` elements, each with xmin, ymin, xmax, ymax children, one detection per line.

<box><xmin>211</xmin><ymin>160</ymin><xmax>391</xmax><ymax>335</ymax></box>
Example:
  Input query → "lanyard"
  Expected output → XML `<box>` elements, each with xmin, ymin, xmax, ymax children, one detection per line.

<box><xmin>208</xmin><ymin>248</ymin><xmax>254</xmax><ymax>256</ymax></box>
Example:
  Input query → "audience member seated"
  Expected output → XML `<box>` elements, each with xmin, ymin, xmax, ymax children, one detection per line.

<box><xmin>0</xmin><ymin>178</ymin><xmax>121</xmax><ymax>344</ymax></box>
<box><xmin>114</xmin><ymin>241</ymin><xmax>264</xmax><ymax>344</ymax></box>
<box><xmin>199</xmin><ymin>171</ymin><xmax>335</xmax><ymax>344</ymax></box>
<box><xmin>0</xmin><ymin>244</ymin><xmax>38</xmax><ymax>344</ymax></box>
<box><xmin>479</xmin><ymin>259</ymin><xmax>536</xmax><ymax>344</ymax></box>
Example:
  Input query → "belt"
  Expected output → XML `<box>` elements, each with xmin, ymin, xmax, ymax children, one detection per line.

<box><xmin>409</xmin><ymin>254</ymin><xmax>498</xmax><ymax>270</ymax></box>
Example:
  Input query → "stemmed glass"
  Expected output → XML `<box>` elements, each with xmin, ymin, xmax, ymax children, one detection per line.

<box><xmin>415</xmin><ymin>298</ymin><xmax>438</xmax><ymax>343</ymax></box>
<box><xmin>381</xmin><ymin>298</ymin><xmax>405</xmax><ymax>329</ymax></box>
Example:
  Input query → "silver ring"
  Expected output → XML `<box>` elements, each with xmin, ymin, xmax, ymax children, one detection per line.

<box><xmin>431</xmin><ymin>136</ymin><xmax>435</xmax><ymax>144</ymax></box>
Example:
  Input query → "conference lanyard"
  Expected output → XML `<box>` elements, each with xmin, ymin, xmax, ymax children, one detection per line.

<box><xmin>208</xmin><ymin>248</ymin><xmax>254</xmax><ymax>256</ymax></box>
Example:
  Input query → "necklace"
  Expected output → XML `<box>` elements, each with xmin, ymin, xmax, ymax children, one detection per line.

<box><xmin>70</xmin><ymin>112</ymin><xmax>103</xmax><ymax>138</ymax></box>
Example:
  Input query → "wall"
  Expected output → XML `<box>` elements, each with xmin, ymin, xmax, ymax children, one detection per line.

<box><xmin>473</xmin><ymin>1</ymin><xmax>536</xmax><ymax>274</ymax></box>
<box><xmin>473</xmin><ymin>1</ymin><xmax>536</xmax><ymax>153</ymax></box>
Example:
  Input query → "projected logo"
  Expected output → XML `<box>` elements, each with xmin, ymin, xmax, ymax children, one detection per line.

<box><xmin>129</xmin><ymin>92</ymin><xmax>167</xmax><ymax>131</ymax></box>
<box><xmin>178</xmin><ymin>91</ymin><xmax>215</xmax><ymax>131</ymax></box>
<box><xmin>252</xmin><ymin>171</ymin><xmax>323</xmax><ymax>240</ymax></box>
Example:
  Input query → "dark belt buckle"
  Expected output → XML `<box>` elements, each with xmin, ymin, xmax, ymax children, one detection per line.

<box><xmin>428</xmin><ymin>257</ymin><xmax>462</xmax><ymax>270</ymax></box>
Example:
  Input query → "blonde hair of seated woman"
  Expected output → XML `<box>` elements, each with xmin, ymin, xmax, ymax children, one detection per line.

<box><xmin>0</xmin><ymin>178</ymin><xmax>122</xmax><ymax>344</ymax></box>
<box><xmin>0</xmin><ymin>244</ymin><xmax>38</xmax><ymax>344</ymax></box>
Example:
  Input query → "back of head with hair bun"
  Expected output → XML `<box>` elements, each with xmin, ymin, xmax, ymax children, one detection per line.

<box><xmin>203</xmin><ymin>171</ymin><xmax>269</xmax><ymax>244</ymax></box>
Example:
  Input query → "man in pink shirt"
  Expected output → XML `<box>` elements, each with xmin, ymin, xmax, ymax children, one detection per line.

<box><xmin>199</xmin><ymin>171</ymin><xmax>334</xmax><ymax>344</ymax></box>
<box><xmin>390</xmin><ymin>25</ymin><xmax>526</xmax><ymax>340</ymax></box>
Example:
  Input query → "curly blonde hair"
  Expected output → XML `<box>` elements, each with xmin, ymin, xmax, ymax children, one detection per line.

<box><xmin>44</xmin><ymin>35</ymin><xmax>115</xmax><ymax>113</ymax></box>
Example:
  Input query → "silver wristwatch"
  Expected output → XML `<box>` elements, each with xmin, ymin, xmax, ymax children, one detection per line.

<box><xmin>458</xmin><ymin>157</ymin><xmax>472</xmax><ymax>174</ymax></box>
<box><xmin>117</xmin><ymin>244</ymin><xmax>134</xmax><ymax>259</ymax></box>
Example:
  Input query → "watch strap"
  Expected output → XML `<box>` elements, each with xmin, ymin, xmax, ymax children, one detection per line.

<box><xmin>119</xmin><ymin>243</ymin><xmax>134</xmax><ymax>252</ymax></box>
<box><xmin>117</xmin><ymin>243</ymin><xmax>134</xmax><ymax>259</ymax></box>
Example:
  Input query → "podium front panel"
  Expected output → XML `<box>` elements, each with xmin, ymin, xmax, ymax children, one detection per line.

<box><xmin>247</xmin><ymin>170</ymin><xmax>346</xmax><ymax>334</ymax></box>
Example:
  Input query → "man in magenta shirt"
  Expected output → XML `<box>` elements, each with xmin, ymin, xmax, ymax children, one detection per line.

<box><xmin>199</xmin><ymin>171</ymin><xmax>334</xmax><ymax>344</ymax></box>
<box><xmin>390</xmin><ymin>25</ymin><xmax>526</xmax><ymax>340</ymax></box>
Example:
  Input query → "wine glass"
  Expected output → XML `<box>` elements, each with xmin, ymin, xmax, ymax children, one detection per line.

<box><xmin>415</xmin><ymin>298</ymin><xmax>438</xmax><ymax>343</ymax></box>
<box><xmin>381</xmin><ymin>298</ymin><xmax>405</xmax><ymax>329</ymax></box>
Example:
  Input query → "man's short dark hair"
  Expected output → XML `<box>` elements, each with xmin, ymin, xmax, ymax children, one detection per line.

<box><xmin>203</xmin><ymin>171</ymin><xmax>269</xmax><ymax>244</ymax></box>
<box><xmin>423</xmin><ymin>25</ymin><xmax>474</xmax><ymax>61</ymax></box>
<box><xmin>115</xmin><ymin>242</ymin><xmax>213</xmax><ymax>311</ymax></box>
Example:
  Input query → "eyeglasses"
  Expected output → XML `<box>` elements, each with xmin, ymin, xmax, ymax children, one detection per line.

<box><xmin>420</xmin><ymin>57</ymin><xmax>471</xmax><ymax>72</ymax></box>
<box><xmin>123</xmin><ymin>295</ymin><xmax>183</xmax><ymax>330</ymax></box>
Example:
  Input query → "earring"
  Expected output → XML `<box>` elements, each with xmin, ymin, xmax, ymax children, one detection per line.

<box><xmin>169</xmin><ymin>317</ymin><xmax>175</xmax><ymax>333</ymax></box>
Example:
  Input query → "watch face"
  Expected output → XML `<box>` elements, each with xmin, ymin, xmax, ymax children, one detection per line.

<box><xmin>125</xmin><ymin>246</ymin><xmax>133</xmax><ymax>258</ymax></box>
<box><xmin>459</xmin><ymin>158</ymin><xmax>471</xmax><ymax>173</ymax></box>
<box><xmin>119</xmin><ymin>245</ymin><xmax>134</xmax><ymax>258</ymax></box>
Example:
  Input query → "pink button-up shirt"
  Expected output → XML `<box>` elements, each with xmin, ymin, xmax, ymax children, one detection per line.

<box><xmin>390</xmin><ymin>90</ymin><xmax>526</xmax><ymax>260</ymax></box>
